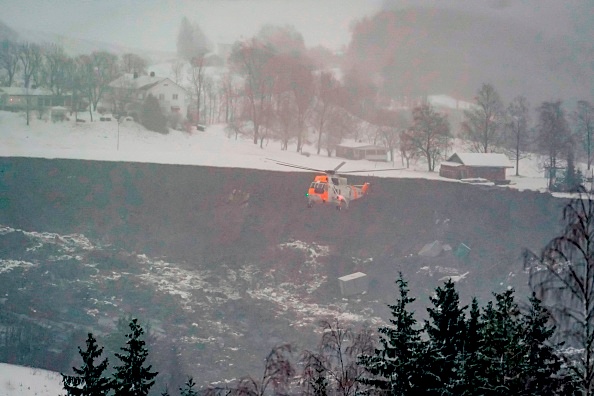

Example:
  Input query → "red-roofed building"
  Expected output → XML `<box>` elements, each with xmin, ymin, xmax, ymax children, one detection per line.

<box><xmin>439</xmin><ymin>153</ymin><xmax>513</xmax><ymax>184</ymax></box>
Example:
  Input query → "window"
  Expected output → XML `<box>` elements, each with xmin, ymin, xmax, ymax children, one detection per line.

<box><xmin>173</xmin><ymin>94</ymin><xmax>178</xmax><ymax>100</ymax></box>
<box><xmin>159</xmin><ymin>94</ymin><xmax>165</xmax><ymax>100</ymax></box>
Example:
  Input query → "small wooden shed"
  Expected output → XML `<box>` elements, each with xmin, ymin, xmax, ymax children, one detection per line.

<box><xmin>439</xmin><ymin>153</ymin><xmax>513</xmax><ymax>184</ymax></box>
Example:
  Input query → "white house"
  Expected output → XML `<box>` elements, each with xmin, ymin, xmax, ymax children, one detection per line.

<box><xmin>108</xmin><ymin>72</ymin><xmax>190</xmax><ymax>119</ymax></box>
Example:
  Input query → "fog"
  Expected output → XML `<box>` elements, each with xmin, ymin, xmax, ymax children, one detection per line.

<box><xmin>2</xmin><ymin>0</ymin><xmax>383</xmax><ymax>51</ymax></box>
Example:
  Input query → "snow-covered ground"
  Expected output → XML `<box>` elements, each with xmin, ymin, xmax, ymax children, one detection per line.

<box><xmin>0</xmin><ymin>110</ymin><xmax>552</xmax><ymax>193</ymax></box>
<box><xmin>0</xmin><ymin>363</ymin><xmax>64</xmax><ymax>396</ymax></box>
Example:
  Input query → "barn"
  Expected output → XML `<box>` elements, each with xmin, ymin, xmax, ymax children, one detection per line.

<box><xmin>439</xmin><ymin>153</ymin><xmax>513</xmax><ymax>184</ymax></box>
<box><xmin>335</xmin><ymin>142</ymin><xmax>388</xmax><ymax>161</ymax></box>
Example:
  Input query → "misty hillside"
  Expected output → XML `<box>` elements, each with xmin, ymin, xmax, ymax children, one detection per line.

<box><xmin>0</xmin><ymin>20</ymin><xmax>18</xmax><ymax>42</ymax></box>
<box><xmin>346</xmin><ymin>5</ymin><xmax>593</xmax><ymax>104</ymax></box>
<box><xmin>0</xmin><ymin>20</ymin><xmax>175</xmax><ymax>61</ymax></box>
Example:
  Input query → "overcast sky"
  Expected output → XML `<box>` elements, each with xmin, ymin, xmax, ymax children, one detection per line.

<box><xmin>2</xmin><ymin>0</ymin><xmax>591</xmax><ymax>54</ymax></box>
<box><xmin>2</xmin><ymin>0</ymin><xmax>385</xmax><ymax>52</ymax></box>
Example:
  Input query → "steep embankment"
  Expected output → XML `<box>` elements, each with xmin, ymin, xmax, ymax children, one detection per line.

<box><xmin>0</xmin><ymin>157</ymin><xmax>566</xmax><ymax>386</ymax></box>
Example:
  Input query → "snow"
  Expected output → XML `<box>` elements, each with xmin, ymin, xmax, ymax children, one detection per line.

<box><xmin>0</xmin><ymin>363</ymin><xmax>64</xmax><ymax>396</ymax></box>
<box><xmin>0</xmin><ymin>110</ymin><xmax>554</xmax><ymax>193</ymax></box>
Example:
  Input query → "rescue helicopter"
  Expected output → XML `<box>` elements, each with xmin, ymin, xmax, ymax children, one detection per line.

<box><xmin>268</xmin><ymin>158</ymin><xmax>401</xmax><ymax>210</ymax></box>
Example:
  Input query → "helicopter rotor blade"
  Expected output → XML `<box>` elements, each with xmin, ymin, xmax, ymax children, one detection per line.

<box><xmin>266</xmin><ymin>158</ymin><xmax>325</xmax><ymax>173</ymax></box>
<box><xmin>338</xmin><ymin>167</ymin><xmax>406</xmax><ymax>174</ymax></box>
<box><xmin>333</xmin><ymin>161</ymin><xmax>346</xmax><ymax>172</ymax></box>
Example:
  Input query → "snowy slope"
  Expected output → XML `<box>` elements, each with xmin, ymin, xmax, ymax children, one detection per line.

<box><xmin>0</xmin><ymin>363</ymin><xmax>64</xmax><ymax>396</ymax></box>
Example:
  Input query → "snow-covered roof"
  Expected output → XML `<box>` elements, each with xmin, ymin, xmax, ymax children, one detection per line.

<box><xmin>427</xmin><ymin>94</ymin><xmax>475</xmax><ymax>111</ymax></box>
<box><xmin>0</xmin><ymin>87</ymin><xmax>54</xmax><ymax>96</ymax></box>
<box><xmin>337</xmin><ymin>141</ymin><xmax>385</xmax><ymax>150</ymax></box>
<box><xmin>447</xmin><ymin>153</ymin><xmax>513</xmax><ymax>168</ymax></box>
<box><xmin>109</xmin><ymin>73</ymin><xmax>169</xmax><ymax>90</ymax></box>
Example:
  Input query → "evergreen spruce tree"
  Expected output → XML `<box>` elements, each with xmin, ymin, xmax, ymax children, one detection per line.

<box><xmin>520</xmin><ymin>294</ymin><xmax>568</xmax><ymax>395</ymax></box>
<box><xmin>112</xmin><ymin>318</ymin><xmax>158</xmax><ymax>396</ymax></box>
<box><xmin>423</xmin><ymin>279</ymin><xmax>468</xmax><ymax>395</ymax></box>
<box><xmin>61</xmin><ymin>332</ymin><xmax>111</xmax><ymax>396</ymax></box>
<box><xmin>476</xmin><ymin>289</ymin><xmax>526</xmax><ymax>394</ymax></box>
<box><xmin>358</xmin><ymin>274</ymin><xmax>424</xmax><ymax>395</ymax></box>
<box><xmin>141</xmin><ymin>94</ymin><xmax>168</xmax><ymax>134</ymax></box>
<box><xmin>180</xmin><ymin>376</ymin><xmax>198</xmax><ymax>396</ymax></box>
<box><xmin>455</xmin><ymin>297</ymin><xmax>484</xmax><ymax>395</ymax></box>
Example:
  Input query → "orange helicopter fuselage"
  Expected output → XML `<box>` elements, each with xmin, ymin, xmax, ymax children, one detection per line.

<box><xmin>306</xmin><ymin>174</ymin><xmax>369</xmax><ymax>209</ymax></box>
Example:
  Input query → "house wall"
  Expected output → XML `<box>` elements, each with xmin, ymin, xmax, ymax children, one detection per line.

<box><xmin>363</xmin><ymin>148</ymin><xmax>388</xmax><ymax>161</ymax></box>
<box><xmin>336</xmin><ymin>147</ymin><xmax>387</xmax><ymax>161</ymax></box>
<box><xmin>439</xmin><ymin>165</ymin><xmax>507</xmax><ymax>182</ymax></box>
<box><xmin>1</xmin><ymin>95</ymin><xmax>71</xmax><ymax>111</ymax></box>
<box><xmin>469</xmin><ymin>167</ymin><xmax>507</xmax><ymax>182</ymax></box>
<box><xmin>148</xmin><ymin>81</ymin><xmax>189</xmax><ymax>115</ymax></box>
<box><xmin>439</xmin><ymin>164</ymin><xmax>462</xmax><ymax>179</ymax></box>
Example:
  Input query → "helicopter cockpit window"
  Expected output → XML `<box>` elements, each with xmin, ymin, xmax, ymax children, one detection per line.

<box><xmin>311</xmin><ymin>182</ymin><xmax>326</xmax><ymax>194</ymax></box>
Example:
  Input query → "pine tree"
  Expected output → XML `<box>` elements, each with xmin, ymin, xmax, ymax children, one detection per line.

<box><xmin>61</xmin><ymin>332</ymin><xmax>111</xmax><ymax>396</ymax></box>
<box><xmin>358</xmin><ymin>273</ymin><xmax>424</xmax><ymax>395</ymax></box>
<box><xmin>423</xmin><ymin>279</ymin><xmax>468</xmax><ymax>394</ymax></box>
<box><xmin>180</xmin><ymin>376</ymin><xmax>198</xmax><ymax>396</ymax></box>
<box><xmin>112</xmin><ymin>318</ymin><xmax>158</xmax><ymax>396</ymax></box>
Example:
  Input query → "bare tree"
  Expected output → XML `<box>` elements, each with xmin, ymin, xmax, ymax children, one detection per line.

<box><xmin>170</xmin><ymin>60</ymin><xmax>185</xmax><ymax>86</ymax></box>
<box><xmin>313</xmin><ymin>71</ymin><xmax>339</xmax><ymax>155</ymax></box>
<box><xmin>220</xmin><ymin>72</ymin><xmax>239</xmax><ymax>124</ymax></box>
<box><xmin>504</xmin><ymin>95</ymin><xmax>532</xmax><ymax>176</ymax></box>
<box><xmin>18</xmin><ymin>42</ymin><xmax>42</xmax><ymax>89</ymax></box>
<box><xmin>323</xmin><ymin>107</ymin><xmax>353</xmax><ymax>157</ymax></box>
<box><xmin>0</xmin><ymin>40</ymin><xmax>20</xmax><ymax>86</ymax></box>
<box><xmin>403</xmin><ymin>103</ymin><xmax>451</xmax><ymax>171</ymax></box>
<box><xmin>120</xmin><ymin>53</ymin><xmax>147</xmax><ymax>75</ymax></box>
<box><xmin>76</xmin><ymin>51</ymin><xmax>119</xmax><ymax>116</ymax></box>
<box><xmin>289</xmin><ymin>60</ymin><xmax>314</xmax><ymax>153</ymax></box>
<box><xmin>376</xmin><ymin>109</ymin><xmax>410</xmax><ymax>165</ymax></box>
<box><xmin>300</xmin><ymin>320</ymin><xmax>374</xmax><ymax>396</ymax></box>
<box><xmin>399</xmin><ymin>130</ymin><xmax>418</xmax><ymax>168</ymax></box>
<box><xmin>188</xmin><ymin>54</ymin><xmax>206</xmax><ymax>126</ymax></box>
<box><xmin>535</xmin><ymin>100</ymin><xmax>571</xmax><ymax>189</ymax></box>
<box><xmin>18</xmin><ymin>42</ymin><xmax>43</xmax><ymax>125</ymax></box>
<box><xmin>573</xmin><ymin>100</ymin><xmax>594</xmax><ymax>173</ymax></box>
<box><xmin>524</xmin><ymin>188</ymin><xmax>594</xmax><ymax>395</ymax></box>
<box><xmin>40</xmin><ymin>43</ymin><xmax>72</xmax><ymax>100</ymax></box>
<box><xmin>462</xmin><ymin>83</ymin><xmax>504</xmax><ymax>153</ymax></box>
<box><xmin>233</xmin><ymin>344</ymin><xmax>294</xmax><ymax>396</ymax></box>
<box><xmin>229</xmin><ymin>38</ymin><xmax>275</xmax><ymax>145</ymax></box>
<box><xmin>272</xmin><ymin>88</ymin><xmax>297</xmax><ymax>150</ymax></box>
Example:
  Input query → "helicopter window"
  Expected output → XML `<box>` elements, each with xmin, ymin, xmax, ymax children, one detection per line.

<box><xmin>312</xmin><ymin>182</ymin><xmax>326</xmax><ymax>194</ymax></box>
<box><xmin>331</xmin><ymin>177</ymin><xmax>339</xmax><ymax>185</ymax></box>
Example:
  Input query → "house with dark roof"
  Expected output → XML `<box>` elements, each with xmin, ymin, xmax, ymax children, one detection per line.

<box><xmin>439</xmin><ymin>153</ymin><xmax>513</xmax><ymax>184</ymax></box>
<box><xmin>107</xmin><ymin>72</ymin><xmax>189</xmax><ymax>120</ymax></box>
<box><xmin>336</xmin><ymin>142</ymin><xmax>388</xmax><ymax>161</ymax></box>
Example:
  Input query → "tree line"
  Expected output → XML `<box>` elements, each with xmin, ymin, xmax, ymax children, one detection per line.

<box><xmin>2</xmin><ymin>23</ymin><xmax>593</xmax><ymax>186</ymax></box>
<box><xmin>59</xmin><ymin>189</ymin><xmax>594</xmax><ymax>395</ymax></box>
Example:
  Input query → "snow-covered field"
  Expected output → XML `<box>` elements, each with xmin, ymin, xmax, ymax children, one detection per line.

<box><xmin>0</xmin><ymin>110</ymin><xmax>552</xmax><ymax>193</ymax></box>
<box><xmin>0</xmin><ymin>363</ymin><xmax>64</xmax><ymax>396</ymax></box>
